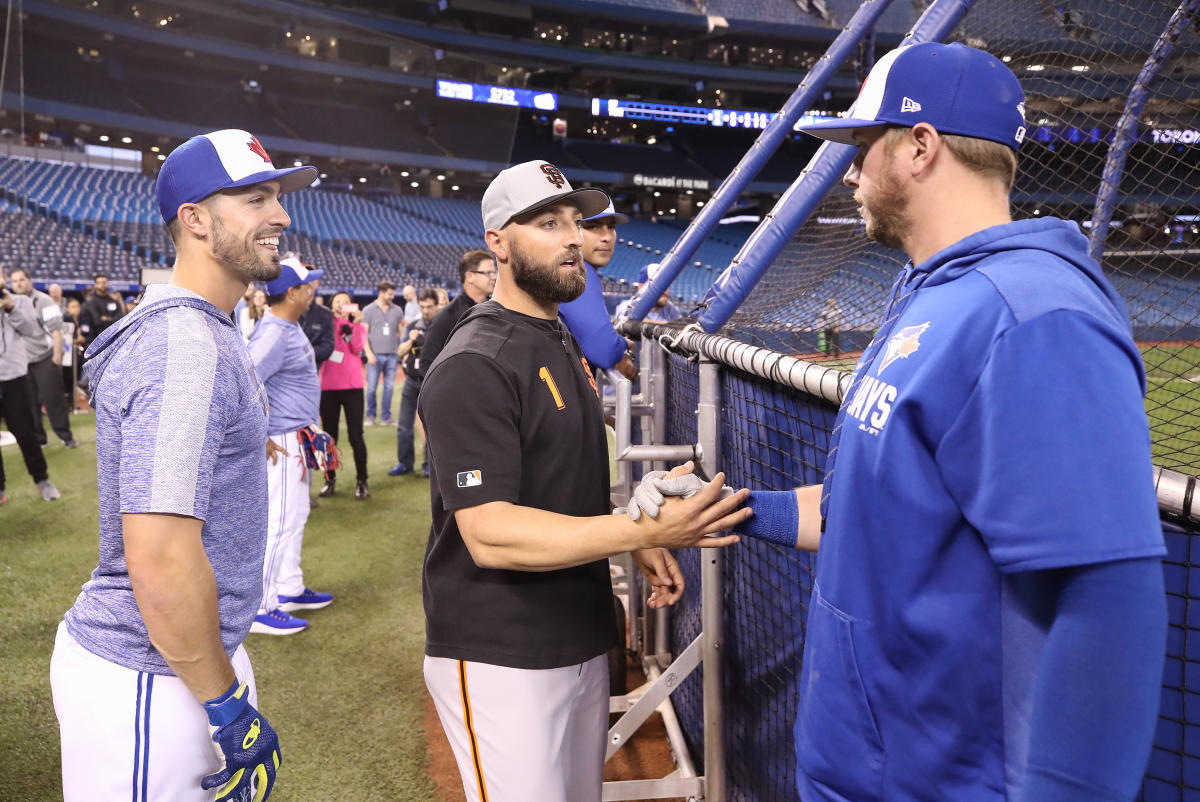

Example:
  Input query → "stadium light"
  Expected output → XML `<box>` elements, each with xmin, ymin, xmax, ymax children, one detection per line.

<box><xmin>410</xmin><ymin>181</ymin><xmax>419</xmax><ymax>188</ymax></box>
<box><xmin>400</xmin><ymin>171</ymin><xmax>410</xmax><ymax>177</ymax></box>
<box><xmin>436</xmin><ymin>174</ymin><xmax>445</xmax><ymax>181</ymax></box>
<box><xmin>1026</xmin><ymin>64</ymin><xmax>1045</xmax><ymax>71</ymax></box>
<box><xmin>121</xmin><ymin>136</ymin><xmax>132</xmax><ymax>144</ymax></box>
<box><xmin>358</xmin><ymin>177</ymin><xmax>367</xmax><ymax>183</ymax></box>
<box><xmin>451</xmin><ymin>185</ymin><xmax>460</xmax><ymax>191</ymax></box>
<box><xmin>150</xmin><ymin>146</ymin><xmax>159</xmax><ymax>153</ymax></box>
<box><xmin>293</xmin><ymin>160</ymin><xmax>303</xmax><ymax>167</ymax></box>
<box><xmin>320</xmin><ymin>173</ymin><xmax>328</xmax><ymax>179</ymax></box>
<box><xmin>1071</xmin><ymin>65</ymin><xmax>1090</xmax><ymax>72</ymax></box>
<box><xmin>157</xmin><ymin>154</ymin><xmax>165</xmax><ymax>161</ymax></box>
<box><xmin>99</xmin><ymin>135</ymin><xmax>109</xmax><ymax>142</ymax></box>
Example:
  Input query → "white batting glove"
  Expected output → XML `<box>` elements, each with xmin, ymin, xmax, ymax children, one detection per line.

<box><xmin>615</xmin><ymin>471</ymin><xmax>731</xmax><ymax>522</ymax></box>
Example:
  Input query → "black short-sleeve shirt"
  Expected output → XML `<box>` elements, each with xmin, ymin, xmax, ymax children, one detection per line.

<box><xmin>417</xmin><ymin>300</ymin><xmax>617</xmax><ymax>669</ymax></box>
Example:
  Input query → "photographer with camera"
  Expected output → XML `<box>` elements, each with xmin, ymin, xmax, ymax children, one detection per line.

<box><xmin>317</xmin><ymin>291</ymin><xmax>369</xmax><ymax>499</ymax></box>
<box><xmin>0</xmin><ymin>266</ymin><xmax>60</xmax><ymax>503</ymax></box>
<box><xmin>389</xmin><ymin>287</ymin><xmax>437</xmax><ymax>478</ymax></box>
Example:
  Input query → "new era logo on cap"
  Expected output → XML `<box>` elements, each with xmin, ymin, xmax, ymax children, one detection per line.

<box><xmin>481</xmin><ymin>160</ymin><xmax>610</xmax><ymax>232</ymax></box>
<box><xmin>156</xmin><ymin>129</ymin><xmax>318</xmax><ymax>223</ymax></box>
<box><xmin>796</xmin><ymin>43</ymin><xmax>1026</xmax><ymax>152</ymax></box>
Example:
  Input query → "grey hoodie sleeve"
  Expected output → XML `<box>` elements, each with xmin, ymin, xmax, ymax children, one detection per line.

<box><xmin>5</xmin><ymin>294</ymin><xmax>40</xmax><ymax>338</ymax></box>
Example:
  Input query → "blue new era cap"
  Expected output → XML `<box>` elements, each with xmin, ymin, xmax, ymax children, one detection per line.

<box><xmin>798</xmin><ymin>42</ymin><xmax>1026</xmax><ymax>152</ymax></box>
<box><xmin>156</xmin><ymin>129</ymin><xmax>318</xmax><ymax>223</ymax></box>
<box><xmin>265</xmin><ymin>256</ymin><xmax>323</xmax><ymax>296</ymax></box>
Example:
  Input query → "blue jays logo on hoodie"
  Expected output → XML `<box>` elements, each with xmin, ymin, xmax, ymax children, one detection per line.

<box><xmin>842</xmin><ymin>322</ymin><xmax>930</xmax><ymax>436</ymax></box>
<box><xmin>878</xmin><ymin>322</ymin><xmax>930</xmax><ymax>376</ymax></box>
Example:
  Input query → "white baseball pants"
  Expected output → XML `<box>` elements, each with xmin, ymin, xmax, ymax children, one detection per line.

<box><xmin>424</xmin><ymin>653</ymin><xmax>608</xmax><ymax>802</ymax></box>
<box><xmin>51</xmin><ymin>622</ymin><xmax>257</xmax><ymax>802</ymax></box>
<box><xmin>260</xmin><ymin>430</ymin><xmax>310</xmax><ymax>614</ymax></box>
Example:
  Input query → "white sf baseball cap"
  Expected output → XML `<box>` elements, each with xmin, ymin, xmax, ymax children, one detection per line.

<box><xmin>481</xmin><ymin>160</ymin><xmax>609</xmax><ymax>232</ymax></box>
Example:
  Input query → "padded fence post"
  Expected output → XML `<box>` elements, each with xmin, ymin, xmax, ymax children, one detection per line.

<box><xmin>697</xmin><ymin>358</ymin><xmax>725</xmax><ymax>800</ymax></box>
<box><xmin>1087</xmin><ymin>0</ymin><xmax>1200</xmax><ymax>262</ymax></box>
<box><xmin>697</xmin><ymin>0</ymin><xmax>978</xmax><ymax>333</ymax></box>
<box><xmin>625</xmin><ymin>0</ymin><xmax>898</xmax><ymax>322</ymax></box>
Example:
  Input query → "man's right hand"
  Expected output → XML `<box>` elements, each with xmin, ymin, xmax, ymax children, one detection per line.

<box><xmin>615</xmin><ymin>353</ymin><xmax>638</xmax><ymax>381</ymax></box>
<box><xmin>265</xmin><ymin>439</ymin><xmax>287</xmax><ymax>466</ymax></box>
<box><xmin>639</xmin><ymin>472</ymin><xmax>748</xmax><ymax>549</ymax></box>
<box><xmin>366</xmin><ymin>352</ymin><xmax>378</xmax><ymax>366</ymax></box>
<box><xmin>202</xmin><ymin>681</ymin><xmax>281</xmax><ymax>802</ymax></box>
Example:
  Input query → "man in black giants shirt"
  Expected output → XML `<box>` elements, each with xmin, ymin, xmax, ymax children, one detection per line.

<box><xmin>418</xmin><ymin>161</ymin><xmax>750</xmax><ymax>802</ymax></box>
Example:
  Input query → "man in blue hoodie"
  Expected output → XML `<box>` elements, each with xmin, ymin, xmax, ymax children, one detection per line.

<box><xmin>52</xmin><ymin>129</ymin><xmax>315</xmax><ymax>802</ymax></box>
<box><xmin>629</xmin><ymin>43</ymin><xmax>1166</xmax><ymax>801</ymax></box>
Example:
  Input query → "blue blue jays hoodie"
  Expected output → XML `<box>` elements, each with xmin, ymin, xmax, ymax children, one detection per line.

<box><xmin>798</xmin><ymin>218</ymin><xmax>1164</xmax><ymax>801</ymax></box>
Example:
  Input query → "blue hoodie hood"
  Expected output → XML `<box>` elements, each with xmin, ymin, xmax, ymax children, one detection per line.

<box><xmin>911</xmin><ymin>217</ymin><xmax>1131</xmax><ymax>333</ymax></box>
<box><xmin>84</xmin><ymin>283</ymin><xmax>238</xmax><ymax>397</ymax></box>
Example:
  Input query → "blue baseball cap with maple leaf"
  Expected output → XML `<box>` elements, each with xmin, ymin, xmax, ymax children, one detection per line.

<box><xmin>155</xmin><ymin>129</ymin><xmax>317</xmax><ymax>223</ymax></box>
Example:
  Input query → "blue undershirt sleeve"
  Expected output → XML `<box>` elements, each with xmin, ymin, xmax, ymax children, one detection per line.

<box><xmin>1018</xmin><ymin>557</ymin><xmax>1166</xmax><ymax>802</ymax></box>
<box><xmin>559</xmin><ymin>264</ymin><xmax>627</xmax><ymax>369</ymax></box>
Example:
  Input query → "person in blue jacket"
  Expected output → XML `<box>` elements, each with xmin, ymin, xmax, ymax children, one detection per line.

<box><xmin>558</xmin><ymin>202</ymin><xmax>638</xmax><ymax>380</ymax></box>
<box><xmin>627</xmin><ymin>43</ymin><xmax>1166</xmax><ymax>802</ymax></box>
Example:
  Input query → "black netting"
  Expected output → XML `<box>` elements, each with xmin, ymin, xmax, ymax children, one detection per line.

<box><xmin>1147</xmin><ymin>523</ymin><xmax>1200</xmax><ymax>800</ymax></box>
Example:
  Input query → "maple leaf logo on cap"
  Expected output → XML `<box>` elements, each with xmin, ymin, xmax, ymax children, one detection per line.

<box><xmin>247</xmin><ymin>135</ymin><xmax>272</xmax><ymax>164</ymax></box>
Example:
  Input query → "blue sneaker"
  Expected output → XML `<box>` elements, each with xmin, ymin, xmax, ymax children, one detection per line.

<box><xmin>388</xmin><ymin>463</ymin><xmax>412</xmax><ymax>476</ymax></box>
<box><xmin>278</xmin><ymin>588</ymin><xmax>334</xmax><ymax>611</ymax></box>
<box><xmin>249</xmin><ymin>608</ymin><xmax>308</xmax><ymax>635</ymax></box>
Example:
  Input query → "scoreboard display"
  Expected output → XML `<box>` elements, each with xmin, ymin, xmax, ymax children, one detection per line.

<box><xmin>590</xmin><ymin>97</ymin><xmax>836</xmax><ymax>131</ymax></box>
<box><xmin>435</xmin><ymin>79</ymin><xmax>558</xmax><ymax>111</ymax></box>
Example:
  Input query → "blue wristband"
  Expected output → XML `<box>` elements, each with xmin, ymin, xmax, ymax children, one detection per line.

<box><xmin>734</xmin><ymin>490</ymin><xmax>799</xmax><ymax>549</ymax></box>
<box><xmin>203</xmin><ymin>680</ymin><xmax>249</xmax><ymax>730</ymax></box>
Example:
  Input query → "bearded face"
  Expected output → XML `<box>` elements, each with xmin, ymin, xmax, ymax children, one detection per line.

<box><xmin>508</xmin><ymin>234</ymin><xmax>586</xmax><ymax>305</ymax></box>
<box><xmin>854</xmin><ymin>139</ymin><xmax>910</xmax><ymax>252</ymax></box>
<box><xmin>209</xmin><ymin>207</ymin><xmax>284</xmax><ymax>283</ymax></box>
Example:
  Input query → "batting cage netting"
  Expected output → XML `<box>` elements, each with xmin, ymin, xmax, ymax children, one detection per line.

<box><xmin>629</xmin><ymin>0</ymin><xmax>1200</xmax><ymax>799</ymax></box>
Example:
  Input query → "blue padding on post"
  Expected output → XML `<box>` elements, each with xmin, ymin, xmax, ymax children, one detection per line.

<box><xmin>626</xmin><ymin>0</ymin><xmax>901</xmax><ymax>322</ymax></box>
<box><xmin>697</xmin><ymin>0</ymin><xmax>980</xmax><ymax>334</ymax></box>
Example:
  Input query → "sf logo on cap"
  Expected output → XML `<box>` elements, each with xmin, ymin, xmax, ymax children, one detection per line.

<box><xmin>540</xmin><ymin>164</ymin><xmax>566</xmax><ymax>189</ymax></box>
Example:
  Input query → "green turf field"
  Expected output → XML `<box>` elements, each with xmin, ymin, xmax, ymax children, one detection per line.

<box><xmin>0</xmin><ymin>407</ymin><xmax>438</xmax><ymax>801</ymax></box>
<box><xmin>1141</xmin><ymin>344</ymin><xmax>1200</xmax><ymax>472</ymax></box>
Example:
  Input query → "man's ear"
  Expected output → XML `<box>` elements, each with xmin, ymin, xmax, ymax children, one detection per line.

<box><xmin>908</xmin><ymin>122</ymin><xmax>941</xmax><ymax>179</ymax></box>
<box><xmin>176</xmin><ymin>202</ymin><xmax>210</xmax><ymax>240</ymax></box>
<box><xmin>485</xmin><ymin>229</ymin><xmax>507</xmax><ymax>263</ymax></box>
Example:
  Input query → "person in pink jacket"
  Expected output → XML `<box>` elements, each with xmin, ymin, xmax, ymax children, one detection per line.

<box><xmin>318</xmin><ymin>292</ymin><xmax>369</xmax><ymax>499</ymax></box>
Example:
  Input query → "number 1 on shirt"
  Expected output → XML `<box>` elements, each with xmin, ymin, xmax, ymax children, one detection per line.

<box><xmin>538</xmin><ymin>366</ymin><xmax>565</xmax><ymax>410</ymax></box>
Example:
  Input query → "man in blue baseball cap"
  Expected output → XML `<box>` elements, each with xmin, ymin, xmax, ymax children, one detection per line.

<box><xmin>559</xmin><ymin>201</ymin><xmax>638</xmax><ymax>379</ymax></box>
<box><xmin>247</xmin><ymin>255</ymin><xmax>337</xmax><ymax>637</ymax></box>
<box><xmin>631</xmin><ymin>43</ymin><xmax>1166</xmax><ymax>801</ymax></box>
<box><xmin>614</xmin><ymin>262</ymin><xmax>682</xmax><ymax>323</ymax></box>
<box><xmin>53</xmin><ymin>129</ymin><xmax>311</xmax><ymax>801</ymax></box>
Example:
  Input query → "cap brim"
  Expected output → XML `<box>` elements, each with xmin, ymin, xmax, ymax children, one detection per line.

<box><xmin>505</xmin><ymin>187</ymin><xmax>611</xmax><ymax>228</ymax></box>
<box><xmin>584</xmin><ymin>210</ymin><xmax>630</xmax><ymax>225</ymax></box>
<box><xmin>299</xmin><ymin>268</ymin><xmax>324</xmax><ymax>284</ymax></box>
<box><xmin>795</xmin><ymin>117</ymin><xmax>887</xmax><ymax>146</ymax></box>
<box><xmin>225</xmin><ymin>165</ymin><xmax>318</xmax><ymax>195</ymax></box>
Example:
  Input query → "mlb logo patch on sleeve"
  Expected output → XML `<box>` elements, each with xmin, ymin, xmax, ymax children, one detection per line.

<box><xmin>457</xmin><ymin>470</ymin><xmax>482</xmax><ymax>488</ymax></box>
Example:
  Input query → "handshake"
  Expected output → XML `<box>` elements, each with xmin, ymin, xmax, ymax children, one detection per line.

<box><xmin>615</xmin><ymin>462</ymin><xmax>736</xmax><ymax>524</ymax></box>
